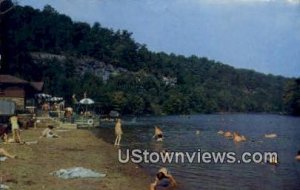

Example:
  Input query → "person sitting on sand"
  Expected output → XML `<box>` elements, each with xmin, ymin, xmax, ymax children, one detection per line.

<box><xmin>0</xmin><ymin>148</ymin><xmax>16</xmax><ymax>159</ymax></box>
<box><xmin>114</xmin><ymin>119</ymin><xmax>122</xmax><ymax>146</ymax></box>
<box><xmin>40</xmin><ymin>125</ymin><xmax>59</xmax><ymax>138</ymax></box>
<box><xmin>295</xmin><ymin>151</ymin><xmax>300</xmax><ymax>161</ymax></box>
<box><xmin>25</xmin><ymin>114</ymin><xmax>36</xmax><ymax>129</ymax></box>
<box><xmin>3</xmin><ymin>133</ymin><xmax>15</xmax><ymax>143</ymax></box>
<box><xmin>153</xmin><ymin>126</ymin><xmax>163</xmax><ymax>142</ymax></box>
<box><xmin>10</xmin><ymin>115</ymin><xmax>22</xmax><ymax>143</ymax></box>
<box><xmin>150</xmin><ymin>167</ymin><xmax>177</xmax><ymax>190</ymax></box>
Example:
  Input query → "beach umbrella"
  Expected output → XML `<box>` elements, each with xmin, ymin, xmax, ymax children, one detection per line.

<box><xmin>35</xmin><ymin>93</ymin><xmax>52</xmax><ymax>99</ymax></box>
<box><xmin>79</xmin><ymin>98</ymin><xmax>95</xmax><ymax>105</ymax></box>
<box><xmin>49</xmin><ymin>97</ymin><xmax>64</xmax><ymax>102</ymax></box>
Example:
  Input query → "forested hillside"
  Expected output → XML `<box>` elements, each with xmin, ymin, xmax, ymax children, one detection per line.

<box><xmin>1</xmin><ymin>3</ymin><xmax>298</xmax><ymax>115</ymax></box>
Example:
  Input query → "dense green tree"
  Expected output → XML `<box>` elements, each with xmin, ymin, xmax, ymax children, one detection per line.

<box><xmin>0</xmin><ymin>4</ymin><xmax>293</xmax><ymax>115</ymax></box>
<box><xmin>283</xmin><ymin>79</ymin><xmax>300</xmax><ymax>115</ymax></box>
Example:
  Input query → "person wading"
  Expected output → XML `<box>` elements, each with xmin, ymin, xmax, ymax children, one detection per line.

<box><xmin>114</xmin><ymin>119</ymin><xmax>123</xmax><ymax>146</ymax></box>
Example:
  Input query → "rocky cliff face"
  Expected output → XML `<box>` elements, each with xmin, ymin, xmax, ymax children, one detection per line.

<box><xmin>30</xmin><ymin>52</ymin><xmax>128</xmax><ymax>82</ymax></box>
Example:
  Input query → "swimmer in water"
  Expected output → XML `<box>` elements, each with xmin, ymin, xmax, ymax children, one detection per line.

<box><xmin>224</xmin><ymin>131</ymin><xmax>233</xmax><ymax>138</ymax></box>
<box><xmin>295</xmin><ymin>151</ymin><xmax>300</xmax><ymax>161</ymax></box>
<box><xmin>233</xmin><ymin>132</ymin><xmax>246</xmax><ymax>143</ymax></box>
<box><xmin>153</xmin><ymin>126</ymin><xmax>163</xmax><ymax>142</ymax></box>
<box><xmin>268</xmin><ymin>155</ymin><xmax>279</xmax><ymax>165</ymax></box>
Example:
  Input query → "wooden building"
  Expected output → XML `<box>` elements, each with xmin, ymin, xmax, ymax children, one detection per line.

<box><xmin>0</xmin><ymin>75</ymin><xmax>43</xmax><ymax>110</ymax></box>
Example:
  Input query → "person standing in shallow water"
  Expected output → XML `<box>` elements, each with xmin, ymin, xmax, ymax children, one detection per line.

<box><xmin>153</xmin><ymin>126</ymin><xmax>163</xmax><ymax>142</ymax></box>
<box><xmin>114</xmin><ymin>119</ymin><xmax>122</xmax><ymax>146</ymax></box>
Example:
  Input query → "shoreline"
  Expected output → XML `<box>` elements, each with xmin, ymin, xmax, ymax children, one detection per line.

<box><xmin>0</xmin><ymin>128</ymin><xmax>152</xmax><ymax>190</ymax></box>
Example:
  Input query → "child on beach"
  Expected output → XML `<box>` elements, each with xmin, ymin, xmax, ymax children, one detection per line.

<box><xmin>153</xmin><ymin>126</ymin><xmax>163</xmax><ymax>142</ymax></box>
<box><xmin>150</xmin><ymin>167</ymin><xmax>177</xmax><ymax>190</ymax></box>
<box><xmin>40</xmin><ymin>125</ymin><xmax>59</xmax><ymax>138</ymax></box>
<box><xmin>114</xmin><ymin>119</ymin><xmax>122</xmax><ymax>146</ymax></box>
<box><xmin>0</xmin><ymin>148</ymin><xmax>16</xmax><ymax>159</ymax></box>
<box><xmin>10</xmin><ymin>115</ymin><xmax>22</xmax><ymax>143</ymax></box>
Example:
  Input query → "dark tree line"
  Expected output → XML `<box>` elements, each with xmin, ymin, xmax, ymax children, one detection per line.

<box><xmin>283</xmin><ymin>79</ymin><xmax>300</xmax><ymax>116</ymax></box>
<box><xmin>0</xmin><ymin>2</ymin><xmax>297</xmax><ymax>115</ymax></box>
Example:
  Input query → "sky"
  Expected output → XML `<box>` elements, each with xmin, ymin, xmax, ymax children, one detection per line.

<box><xmin>19</xmin><ymin>0</ymin><xmax>300</xmax><ymax>77</ymax></box>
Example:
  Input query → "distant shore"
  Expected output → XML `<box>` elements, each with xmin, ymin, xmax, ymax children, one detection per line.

<box><xmin>0</xmin><ymin>128</ymin><xmax>151</xmax><ymax>190</ymax></box>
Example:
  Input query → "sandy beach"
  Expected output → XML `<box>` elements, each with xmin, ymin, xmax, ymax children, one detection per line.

<box><xmin>0</xmin><ymin>128</ymin><xmax>151</xmax><ymax>190</ymax></box>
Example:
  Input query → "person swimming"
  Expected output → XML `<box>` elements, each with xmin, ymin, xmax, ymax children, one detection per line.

<box><xmin>268</xmin><ymin>155</ymin><xmax>279</xmax><ymax>165</ymax></box>
<box><xmin>233</xmin><ymin>132</ymin><xmax>246</xmax><ymax>143</ymax></box>
<box><xmin>224</xmin><ymin>131</ymin><xmax>233</xmax><ymax>138</ymax></box>
<box><xmin>295</xmin><ymin>151</ymin><xmax>300</xmax><ymax>161</ymax></box>
<box><xmin>153</xmin><ymin>126</ymin><xmax>163</xmax><ymax>142</ymax></box>
<box><xmin>150</xmin><ymin>167</ymin><xmax>177</xmax><ymax>190</ymax></box>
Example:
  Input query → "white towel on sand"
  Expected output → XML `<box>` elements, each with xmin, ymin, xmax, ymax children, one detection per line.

<box><xmin>51</xmin><ymin>167</ymin><xmax>106</xmax><ymax>179</ymax></box>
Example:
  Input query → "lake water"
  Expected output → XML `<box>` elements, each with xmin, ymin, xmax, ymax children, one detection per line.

<box><xmin>95</xmin><ymin>114</ymin><xmax>300</xmax><ymax>190</ymax></box>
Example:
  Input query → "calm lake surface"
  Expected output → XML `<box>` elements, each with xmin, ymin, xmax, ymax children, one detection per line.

<box><xmin>95</xmin><ymin>114</ymin><xmax>300</xmax><ymax>190</ymax></box>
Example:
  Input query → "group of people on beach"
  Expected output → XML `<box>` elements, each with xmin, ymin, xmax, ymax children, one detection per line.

<box><xmin>0</xmin><ymin>114</ymin><xmax>60</xmax><ymax>161</ymax></box>
<box><xmin>0</xmin><ymin>115</ymin><xmax>23</xmax><ymax>159</ymax></box>
<box><xmin>2</xmin><ymin>113</ymin><xmax>299</xmax><ymax>190</ymax></box>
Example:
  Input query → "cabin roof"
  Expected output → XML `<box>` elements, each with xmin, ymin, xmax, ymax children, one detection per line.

<box><xmin>0</xmin><ymin>75</ymin><xmax>43</xmax><ymax>91</ymax></box>
<box><xmin>0</xmin><ymin>74</ymin><xmax>28</xmax><ymax>84</ymax></box>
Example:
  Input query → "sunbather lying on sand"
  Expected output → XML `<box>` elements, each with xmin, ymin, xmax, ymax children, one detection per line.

<box><xmin>0</xmin><ymin>148</ymin><xmax>16</xmax><ymax>159</ymax></box>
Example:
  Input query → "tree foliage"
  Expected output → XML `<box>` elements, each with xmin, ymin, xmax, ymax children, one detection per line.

<box><xmin>0</xmin><ymin>3</ymin><xmax>294</xmax><ymax>115</ymax></box>
<box><xmin>283</xmin><ymin>79</ymin><xmax>300</xmax><ymax>115</ymax></box>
